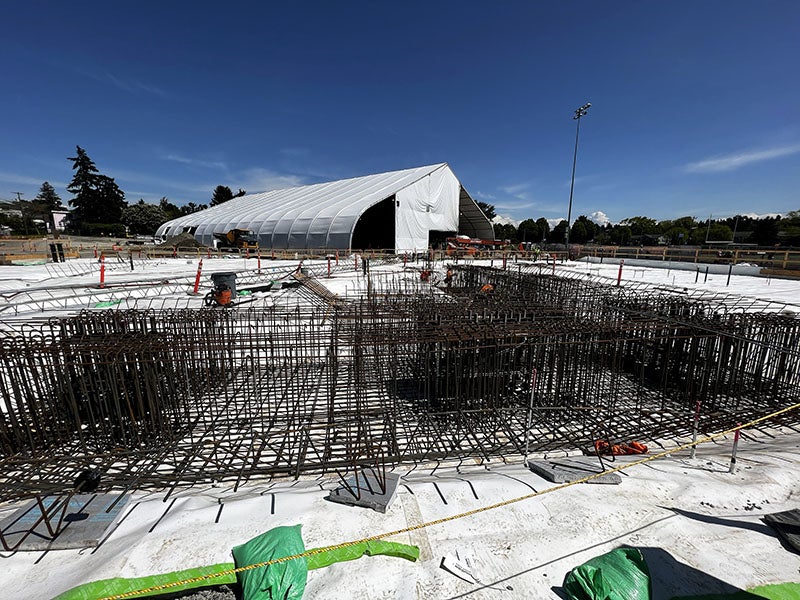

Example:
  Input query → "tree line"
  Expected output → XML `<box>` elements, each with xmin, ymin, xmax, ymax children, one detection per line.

<box><xmin>484</xmin><ymin>205</ymin><xmax>800</xmax><ymax>248</ymax></box>
<box><xmin>0</xmin><ymin>146</ymin><xmax>245</xmax><ymax>238</ymax></box>
<box><xmin>2</xmin><ymin>147</ymin><xmax>798</xmax><ymax>247</ymax></box>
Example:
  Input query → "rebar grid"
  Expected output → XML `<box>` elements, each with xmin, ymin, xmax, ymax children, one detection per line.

<box><xmin>0</xmin><ymin>265</ymin><xmax>798</xmax><ymax>502</ymax></box>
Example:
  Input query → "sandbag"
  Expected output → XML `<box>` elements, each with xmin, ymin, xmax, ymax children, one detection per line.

<box><xmin>232</xmin><ymin>524</ymin><xmax>307</xmax><ymax>600</ymax></box>
<box><xmin>563</xmin><ymin>547</ymin><xmax>652</xmax><ymax>600</ymax></box>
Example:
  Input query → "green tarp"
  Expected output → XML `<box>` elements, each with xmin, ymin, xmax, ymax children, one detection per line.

<box><xmin>563</xmin><ymin>547</ymin><xmax>652</xmax><ymax>600</ymax></box>
<box><xmin>52</xmin><ymin>526</ymin><xmax>419</xmax><ymax>600</ymax></box>
<box><xmin>563</xmin><ymin>547</ymin><xmax>799</xmax><ymax>600</ymax></box>
<box><xmin>232</xmin><ymin>525</ymin><xmax>308</xmax><ymax>600</ymax></box>
<box><xmin>51</xmin><ymin>564</ymin><xmax>237</xmax><ymax>600</ymax></box>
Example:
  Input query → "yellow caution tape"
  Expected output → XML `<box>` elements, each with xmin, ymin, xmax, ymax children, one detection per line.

<box><xmin>101</xmin><ymin>401</ymin><xmax>800</xmax><ymax>599</ymax></box>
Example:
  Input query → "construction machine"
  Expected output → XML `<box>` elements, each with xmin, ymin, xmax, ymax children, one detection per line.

<box><xmin>213</xmin><ymin>228</ymin><xmax>259</xmax><ymax>250</ymax></box>
<box><xmin>445</xmin><ymin>236</ymin><xmax>507</xmax><ymax>257</ymax></box>
<box><xmin>204</xmin><ymin>272</ymin><xmax>236</xmax><ymax>307</ymax></box>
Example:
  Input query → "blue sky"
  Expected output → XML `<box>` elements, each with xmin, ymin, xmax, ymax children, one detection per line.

<box><xmin>2</xmin><ymin>1</ymin><xmax>798</xmax><ymax>226</ymax></box>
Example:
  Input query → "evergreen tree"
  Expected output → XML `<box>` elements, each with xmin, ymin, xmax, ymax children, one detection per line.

<box><xmin>159</xmin><ymin>197</ymin><xmax>182</xmax><ymax>221</ymax></box>
<box><xmin>476</xmin><ymin>201</ymin><xmax>496</xmax><ymax>221</ymax></box>
<box><xmin>66</xmin><ymin>146</ymin><xmax>127</xmax><ymax>232</ymax></box>
<box><xmin>33</xmin><ymin>181</ymin><xmax>64</xmax><ymax>239</ymax></box>
<box><xmin>180</xmin><ymin>202</ymin><xmax>208</xmax><ymax>215</ymax></box>
<box><xmin>96</xmin><ymin>174</ymin><xmax>126</xmax><ymax>223</ymax></box>
<box><xmin>67</xmin><ymin>146</ymin><xmax>100</xmax><ymax>229</ymax></box>
<box><xmin>211</xmin><ymin>185</ymin><xmax>232</xmax><ymax>206</ymax></box>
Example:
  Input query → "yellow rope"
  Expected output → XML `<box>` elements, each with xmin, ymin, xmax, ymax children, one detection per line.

<box><xmin>101</xmin><ymin>402</ymin><xmax>800</xmax><ymax>599</ymax></box>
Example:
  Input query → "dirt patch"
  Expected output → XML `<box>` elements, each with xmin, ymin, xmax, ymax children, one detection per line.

<box><xmin>160</xmin><ymin>232</ymin><xmax>209</xmax><ymax>249</ymax></box>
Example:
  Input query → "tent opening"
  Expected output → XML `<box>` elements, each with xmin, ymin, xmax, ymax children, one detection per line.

<box><xmin>429</xmin><ymin>230</ymin><xmax>457</xmax><ymax>248</ymax></box>
<box><xmin>351</xmin><ymin>196</ymin><xmax>396</xmax><ymax>250</ymax></box>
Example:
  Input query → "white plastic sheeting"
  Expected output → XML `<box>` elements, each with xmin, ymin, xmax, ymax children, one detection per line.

<box><xmin>395</xmin><ymin>166</ymin><xmax>460</xmax><ymax>252</ymax></box>
<box><xmin>155</xmin><ymin>163</ymin><xmax>493</xmax><ymax>251</ymax></box>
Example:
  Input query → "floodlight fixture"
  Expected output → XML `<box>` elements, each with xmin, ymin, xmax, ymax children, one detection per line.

<box><xmin>565</xmin><ymin>102</ymin><xmax>591</xmax><ymax>258</ymax></box>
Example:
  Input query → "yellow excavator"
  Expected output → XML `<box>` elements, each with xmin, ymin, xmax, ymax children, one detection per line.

<box><xmin>213</xmin><ymin>228</ymin><xmax>259</xmax><ymax>250</ymax></box>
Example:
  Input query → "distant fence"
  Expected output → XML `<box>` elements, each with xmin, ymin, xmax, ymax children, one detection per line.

<box><xmin>6</xmin><ymin>236</ymin><xmax>797</xmax><ymax>271</ymax></box>
<box><xmin>576</xmin><ymin>245</ymin><xmax>800</xmax><ymax>272</ymax></box>
<box><xmin>0</xmin><ymin>238</ymin><xmax>564</xmax><ymax>264</ymax></box>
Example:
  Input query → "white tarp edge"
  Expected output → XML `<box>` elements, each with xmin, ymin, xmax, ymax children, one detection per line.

<box><xmin>395</xmin><ymin>166</ymin><xmax>460</xmax><ymax>253</ymax></box>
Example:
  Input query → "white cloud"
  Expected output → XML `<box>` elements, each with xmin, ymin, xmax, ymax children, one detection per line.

<box><xmin>110</xmin><ymin>165</ymin><xmax>308</xmax><ymax>203</ymax></box>
<box><xmin>493</xmin><ymin>201</ymin><xmax>536</xmax><ymax>209</ymax></box>
<box><xmin>162</xmin><ymin>154</ymin><xmax>227</xmax><ymax>170</ymax></box>
<box><xmin>105</xmin><ymin>72</ymin><xmax>169</xmax><ymax>98</ymax></box>
<box><xmin>500</xmin><ymin>183</ymin><xmax>531</xmax><ymax>200</ymax></box>
<box><xmin>0</xmin><ymin>171</ymin><xmax>52</xmax><ymax>186</ymax></box>
<box><xmin>492</xmin><ymin>214</ymin><xmax>520</xmax><ymax>227</ymax></box>
<box><xmin>279</xmin><ymin>147</ymin><xmax>310</xmax><ymax>157</ymax></box>
<box><xmin>0</xmin><ymin>172</ymin><xmax>69</xmax><ymax>200</ymax></box>
<box><xmin>548</xmin><ymin>218</ymin><xmax>565</xmax><ymax>228</ymax></box>
<box><xmin>589</xmin><ymin>211</ymin><xmax>611</xmax><ymax>226</ymax></box>
<box><xmin>473</xmin><ymin>190</ymin><xmax>497</xmax><ymax>201</ymax></box>
<box><xmin>684</xmin><ymin>144</ymin><xmax>800</xmax><ymax>173</ymax></box>
<box><xmin>738</xmin><ymin>212</ymin><xmax>783</xmax><ymax>220</ymax></box>
<box><xmin>235</xmin><ymin>168</ymin><xmax>305</xmax><ymax>193</ymax></box>
<box><xmin>109</xmin><ymin>168</ymin><xmax>212</xmax><ymax>194</ymax></box>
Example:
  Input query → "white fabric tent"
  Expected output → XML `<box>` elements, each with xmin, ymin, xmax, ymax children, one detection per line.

<box><xmin>155</xmin><ymin>163</ymin><xmax>493</xmax><ymax>252</ymax></box>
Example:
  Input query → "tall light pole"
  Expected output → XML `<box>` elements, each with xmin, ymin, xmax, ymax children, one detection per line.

<box><xmin>565</xmin><ymin>102</ymin><xmax>591</xmax><ymax>259</ymax></box>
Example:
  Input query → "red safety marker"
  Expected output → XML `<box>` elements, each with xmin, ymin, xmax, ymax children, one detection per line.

<box><xmin>729</xmin><ymin>423</ymin><xmax>742</xmax><ymax>473</ymax></box>
<box><xmin>355</xmin><ymin>255</ymin><xmax>358</xmax><ymax>271</ymax></box>
<box><xmin>172</xmin><ymin>247</ymin><xmax>177</xmax><ymax>259</ymax></box>
<box><xmin>207</xmin><ymin>247</ymin><xmax>211</xmax><ymax>259</ymax></box>
<box><xmin>617</xmin><ymin>259</ymin><xmax>624</xmax><ymax>286</ymax></box>
<box><xmin>192</xmin><ymin>259</ymin><xmax>203</xmax><ymax>294</ymax></box>
<box><xmin>336</xmin><ymin>250</ymin><xmax>339</xmax><ymax>266</ymax></box>
<box><xmin>99</xmin><ymin>254</ymin><xmax>106</xmax><ymax>288</ymax></box>
<box><xmin>327</xmin><ymin>256</ymin><xmax>331</xmax><ymax>278</ymax></box>
<box><xmin>93</xmin><ymin>246</ymin><xmax>98</xmax><ymax>259</ymax></box>
<box><xmin>403</xmin><ymin>252</ymin><xmax>408</xmax><ymax>267</ymax></box>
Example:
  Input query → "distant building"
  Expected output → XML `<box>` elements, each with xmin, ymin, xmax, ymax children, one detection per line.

<box><xmin>155</xmin><ymin>164</ymin><xmax>493</xmax><ymax>252</ymax></box>
<box><xmin>51</xmin><ymin>210</ymin><xmax>69</xmax><ymax>232</ymax></box>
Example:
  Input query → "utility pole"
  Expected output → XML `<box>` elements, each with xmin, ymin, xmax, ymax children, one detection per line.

<box><xmin>565</xmin><ymin>103</ymin><xmax>591</xmax><ymax>260</ymax></box>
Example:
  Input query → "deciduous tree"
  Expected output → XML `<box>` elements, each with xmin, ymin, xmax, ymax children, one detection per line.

<box><xmin>122</xmin><ymin>200</ymin><xmax>168</xmax><ymax>235</ymax></box>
